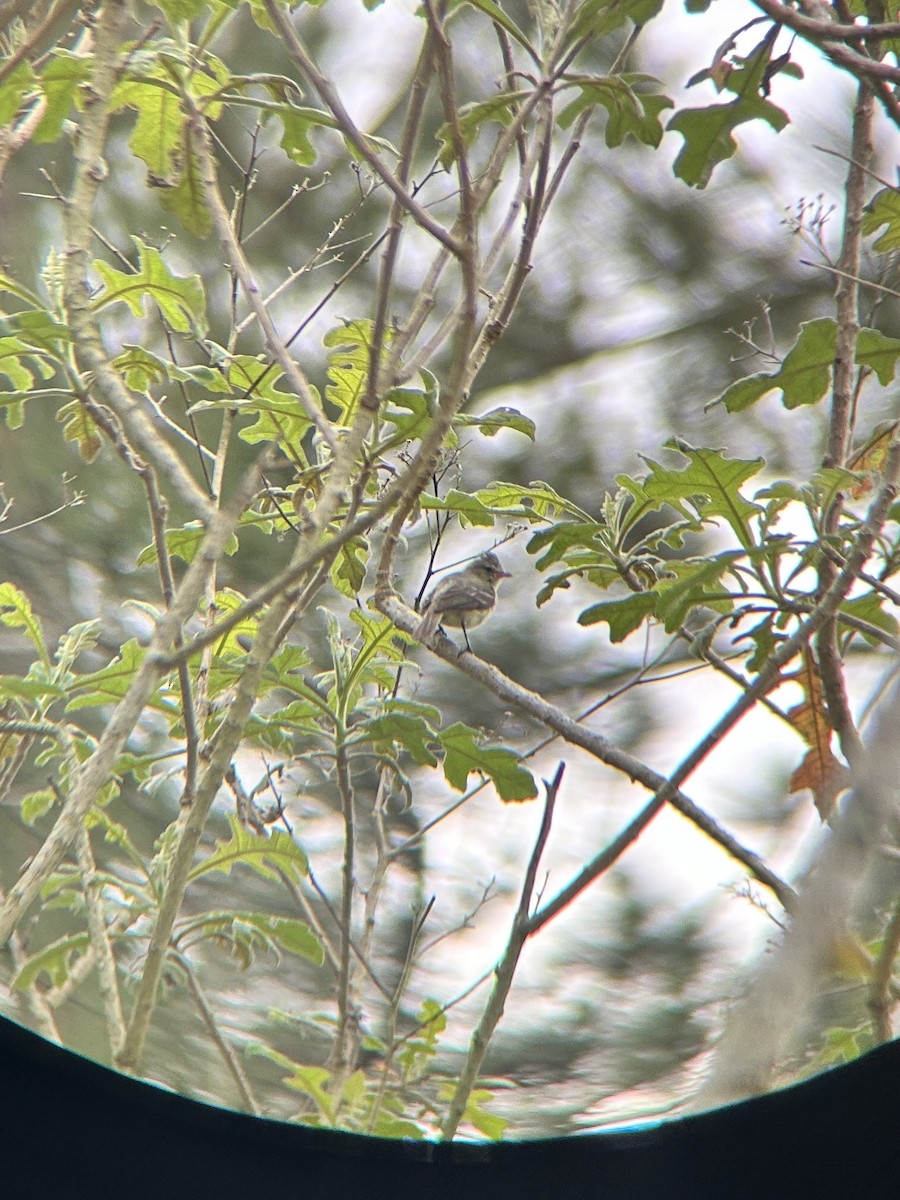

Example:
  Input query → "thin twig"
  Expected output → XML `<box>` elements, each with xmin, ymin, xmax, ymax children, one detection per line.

<box><xmin>441</xmin><ymin>763</ymin><xmax>564</xmax><ymax>1139</ymax></box>
<box><xmin>75</xmin><ymin>823</ymin><xmax>127</xmax><ymax>1060</ymax></box>
<box><xmin>333</xmin><ymin>738</ymin><xmax>358</xmax><ymax>1080</ymax></box>
<box><xmin>262</xmin><ymin>0</ymin><xmax>462</xmax><ymax>256</ymax></box>
<box><xmin>183</xmin><ymin>96</ymin><xmax>339</xmax><ymax>455</ymax></box>
<box><xmin>179</xmin><ymin>954</ymin><xmax>262</xmax><ymax>1115</ymax></box>
<box><xmin>816</xmin><ymin>81</ymin><xmax>875</xmax><ymax>771</ymax></box>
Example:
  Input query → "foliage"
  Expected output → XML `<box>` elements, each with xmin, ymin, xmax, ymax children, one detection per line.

<box><xmin>0</xmin><ymin>0</ymin><xmax>899</xmax><ymax>1142</ymax></box>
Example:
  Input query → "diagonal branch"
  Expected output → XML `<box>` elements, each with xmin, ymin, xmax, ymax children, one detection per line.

<box><xmin>440</xmin><ymin>763</ymin><xmax>563</xmax><ymax>1140</ymax></box>
<box><xmin>262</xmin><ymin>0</ymin><xmax>462</xmax><ymax>256</ymax></box>
<box><xmin>183</xmin><ymin>98</ymin><xmax>340</xmax><ymax>455</ymax></box>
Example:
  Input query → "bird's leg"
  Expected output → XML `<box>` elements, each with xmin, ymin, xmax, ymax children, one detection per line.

<box><xmin>461</xmin><ymin>619</ymin><xmax>473</xmax><ymax>655</ymax></box>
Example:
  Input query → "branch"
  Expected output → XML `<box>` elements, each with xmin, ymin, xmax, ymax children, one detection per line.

<box><xmin>75</xmin><ymin>825</ymin><xmax>127</xmax><ymax>1059</ymax></box>
<box><xmin>0</xmin><ymin>0</ymin><xmax>82</xmax><ymax>88</ymax></box>
<box><xmin>60</xmin><ymin>2</ymin><xmax>214</xmax><ymax>520</ymax></box>
<box><xmin>332</xmin><ymin>738</ymin><xmax>359</xmax><ymax>1080</ymax></box>
<box><xmin>78</xmin><ymin>393</ymin><xmax>202</xmax><ymax>800</ymax></box>
<box><xmin>184</xmin><ymin>99</ymin><xmax>340</xmax><ymax>456</ymax></box>
<box><xmin>0</xmin><ymin>459</ymin><xmax>267</xmax><ymax>948</ymax></box>
<box><xmin>116</xmin><ymin>577</ymin><xmax>298</xmax><ymax>1073</ymax></box>
<box><xmin>869</xmin><ymin>895</ymin><xmax>900</xmax><ymax>1044</ymax></box>
<box><xmin>375</xmin><ymin>590</ymin><xmax>796</xmax><ymax>911</ymax></box>
<box><xmin>440</xmin><ymin>763</ymin><xmax>563</xmax><ymax>1140</ymax></box>
<box><xmin>751</xmin><ymin>0</ymin><xmax>900</xmax><ymax>125</ymax></box>
<box><xmin>365</xmin><ymin>29</ymin><xmax>436</xmax><ymax>409</ymax></box>
<box><xmin>261</xmin><ymin>0</ymin><xmax>462</xmax><ymax>256</ymax></box>
<box><xmin>827</xmin><ymin>82</ymin><xmax>874</xmax><ymax>469</ymax></box>
<box><xmin>180</xmin><ymin>955</ymin><xmax>262</xmax><ymax>1115</ymax></box>
<box><xmin>751</xmin><ymin>2</ymin><xmax>900</xmax><ymax>42</ymax></box>
<box><xmin>816</xmin><ymin>80</ymin><xmax>874</xmax><ymax>771</ymax></box>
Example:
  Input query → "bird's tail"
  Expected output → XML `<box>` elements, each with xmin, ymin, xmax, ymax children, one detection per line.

<box><xmin>414</xmin><ymin>605</ymin><xmax>439</xmax><ymax>642</ymax></box>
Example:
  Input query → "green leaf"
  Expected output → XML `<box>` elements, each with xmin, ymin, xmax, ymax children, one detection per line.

<box><xmin>66</xmin><ymin>640</ymin><xmax>146</xmax><ymax>710</ymax></box>
<box><xmin>181</xmin><ymin>910</ymin><xmax>324</xmax><ymax>967</ymax></box>
<box><xmin>0</xmin><ymin>63</ymin><xmax>34</xmax><ymax>126</ymax></box>
<box><xmin>276</xmin><ymin>1061</ymin><xmax>336</xmax><ymax>1123</ymax></box>
<box><xmin>558</xmin><ymin>74</ymin><xmax>672</xmax><ymax>149</ymax></box>
<box><xmin>347</xmin><ymin>608</ymin><xmax>409</xmax><ymax>665</ymax></box>
<box><xmin>330</xmin><ymin>534</ymin><xmax>368</xmax><ymax>598</ymax></box>
<box><xmin>189</xmin><ymin>814</ymin><xmax>308</xmax><ymax>884</ymax></box>
<box><xmin>855</xmin><ymin>327</ymin><xmax>900</xmax><ymax>385</ymax></box>
<box><xmin>0</xmin><ymin>331</ymin><xmax>58</xmax><ymax>393</ymax></box>
<box><xmin>527</xmin><ymin>521</ymin><xmax>604</xmax><ymax>569</ymax></box>
<box><xmin>207</xmin><ymin>588</ymin><xmax>260</xmax><ymax>660</ymax></box>
<box><xmin>113</xmin><ymin>52</ymin><xmax>228</xmax><ymax>179</ymax></box>
<box><xmin>422</xmin><ymin>479</ymin><xmax>578</xmax><ymax>528</ymax></box>
<box><xmin>840</xmin><ymin>592</ymin><xmax>899</xmax><ymax>645</ymax></box>
<box><xmin>621</xmin><ymin>441</ymin><xmax>764</xmax><ymax>545</ymax></box>
<box><xmin>363</xmin><ymin>712</ymin><xmax>439</xmax><ymax>767</ymax></box>
<box><xmin>713</xmin><ymin>318</ymin><xmax>838</xmax><ymax>413</ymax></box>
<box><xmin>420</xmin><ymin>489</ymin><xmax>496</xmax><ymax>527</ymax></box>
<box><xmin>475</xmin><ymin>479</ymin><xmax>580</xmax><ymax>520</ymax></box>
<box><xmin>248</xmin><ymin>1043</ymin><xmax>342</xmax><ymax>1124</ymax></box>
<box><xmin>7</xmin><ymin>310</ymin><xmax>71</xmax><ymax>356</ymax></box>
<box><xmin>455</xmin><ymin>406</ymin><xmax>536</xmax><ymax>440</ymax></box>
<box><xmin>370</xmin><ymin>1114</ymin><xmax>426</xmax><ymax>1140</ymax></box>
<box><xmin>713</xmin><ymin>370</ymin><xmax>783</xmax><ymax>414</ymax></box>
<box><xmin>760</xmin><ymin>317</ymin><xmax>836</xmax><ymax>409</ymax></box>
<box><xmin>158</xmin><ymin>134</ymin><xmax>213</xmax><ymax>238</ymax></box>
<box><xmin>439</xmin><ymin>722</ymin><xmax>537</xmax><ymax>801</ymax></box>
<box><xmin>1</xmin><ymin>398</ymin><xmax>24</xmax><ymax>430</ymax></box>
<box><xmin>456</xmin><ymin>0</ymin><xmax>535</xmax><ymax>57</ymax></box>
<box><xmin>323</xmin><ymin>318</ymin><xmax>384</xmax><ymax>426</ymax></box>
<box><xmin>136</xmin><ymin>521</ymin><xmax>239</xmax><ymax>568</ymax></box>
<box><xmin>569</xmin><ymin>0</ymin><xmax>664</xmax><ymax>44</ymax></box>
<box><xmin>21</xmin><ymin>788</ymin><xmax>58</xmax><ymax>825</ymax></box>
<box><xmin>92</xmin><ymin>237</ymin><xmax>208</xmax><ymax>335</ymax></box>
<box><xmin>462</xmin><ymin>1088</ymin><xmax>508</xmax><ymax>1142</ymax></box>
<box><xmin>578</xmin><ymin>590</ymin><xmax>657</xmax><ymax>640</ymax></box>
<box><xmin>0</xmin><ymin>583</ymin><xmax>49</xmax><ymax>666</ymax></box>
<box><xmin>381</xmin><ymin>384</ymin><xmax>434</xmax><ymax>443</ymax></box>
<box><xmin>113</xmin><ymin>343</ymin><xmax>202</xmax><ymax>392</ymax></box>
<box><xmin>190</xmin><ymin>354</ymin><xmax>316</xmax><ymax>450</ymax></box>
<box><xmin>12</xmin><ymin>932</ymin><xmax>91</xmax><ymax>990</ymax></box>
<box><xmin>812</xmin><ymin>1025</ymin><xmax>871</xmax><ymax>1068</ymax></box>
<box><xmin>653</xmin><ymin>554</ymin><xmax>737</xmax><ymax>631</ymax></box>
<box><xmin>152</xmin><ymin>0</ymin><xmax>208</xmax><ymax>18</ymax></box>
<box><xmin>54</xmin><ymin>619</ymin><xmax>103</xmax><ymax>677</ymax></box>
<box><xmin>668</xmin><ymin>95</ymin><xmax>788</xmax><ymax>188</ymax></box>
<box><xmin>436</xmin><ymin>92</ymin><xmax>521</xmax><ymax>168</ymax></box>
<box><xmin>862</xmin><ymin>186</ymin><xmax>900</xmax><ymax>253</ymax></box>
<box><xmin>56</xmin><ymin>399</ymin><xmax>102</xmax><ymax>462</ymax></box>
<box><xmin>34</xmin><ymin>52</ymin><xmax>91</xmax><ymax>142</ymax></box>
<box><xmin>113</xmin><ymin>76</ymin><xmax>185</xmax><ymax>182</ymax></box>
<box><xmin>264</xmin><ymin>641</ymin><xmax>313</xmax><ymax>688</ymax></box>
<box><xmin>741</xmin><ymin>615</ymin><xmax>781</xmax><ymax>673</ymax></box>
<box><xmin>274</xmin><ymin>105</ymin><xmax>344</xmax><ymax>166</ymax></box>
<box><xmin>0</xmin><ymin>675</ymin><xmax>65</xmax><ymax>702</ymax></box>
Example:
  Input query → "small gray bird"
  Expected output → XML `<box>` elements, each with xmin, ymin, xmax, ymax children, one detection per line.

<box><xmin>414</xmin><ymin>552</ymin><xmax>511</xmax><ymax>651</ymax></box>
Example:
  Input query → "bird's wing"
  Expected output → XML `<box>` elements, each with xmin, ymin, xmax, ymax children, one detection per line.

<box><xmin>428</xmin><ymin>577</ymin><xmax>494</xmax><ymax>614</ymax></box>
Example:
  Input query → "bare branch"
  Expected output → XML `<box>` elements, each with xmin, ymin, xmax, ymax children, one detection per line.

<box><xmin>262</xmin><ymin>0</ymin><xmax>462</xmax><ymax>256</ymax></box>
<box><xmin>184</xmin><ymin>98</ymin><xmax>340</xmax><ymax>456</ymax></box>
<box><xmin>441</xmin><ymin>763</ymin><xmax>564</xmax><ymax>1139</ymax></box>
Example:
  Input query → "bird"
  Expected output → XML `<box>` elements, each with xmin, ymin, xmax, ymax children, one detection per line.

<box><xmin>414</xmin><ymin>551</ymin><xmax>511</xmax><ymax>651</ymax></box>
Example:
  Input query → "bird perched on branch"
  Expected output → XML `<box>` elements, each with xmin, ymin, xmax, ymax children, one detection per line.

<box><xmin>414</xmin><ymin>552</ymin><xmax>511</xmax><ymax>652</ymax></box>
